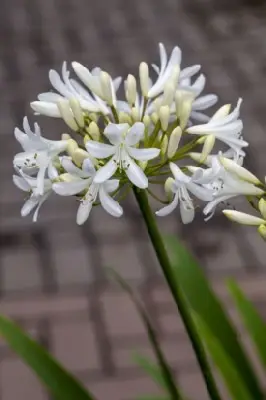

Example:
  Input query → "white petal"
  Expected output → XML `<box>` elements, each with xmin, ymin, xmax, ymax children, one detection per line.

<box><xmin>82</xmin><ymin>158</ymin><xmax>96</xmax><ymax>176</ymax></box>
<box><xmin>190</xmin><ymin>74</ymin><xmax>206</xmax><ymax>96</ymax></box>
<box><xmin>21</xmin><ymin>198</ymin><xmax>38</xmax><ymax>217</ymax></box>
<box><xmin>190</xmin><ymin>111</ymin><xmax>210</xmax><ymax>123</ymax></box>
<box><xmin>61</xmin><ymin>157</ymin><xmax>88</xmax><ymax>177</ymax></box>
<box><xmin>48</xmin><ymin>163</ymin><xmax>59</xmax><ymax>179</ymax></box>
<box><xmin>49</xmin><ymin>69</ymin><xmax>70</xmax><ymax>97</ymax></box>
<box><xmin>210</xmin><ymin>98</ymin><xmax>242</xmax><ymax>127</ymax></box>
<box><xmin>113</xmin><ymin>76</ymin><xmax>122</xmax><ymax>92</ymax></box>
<box><xmin>192</xmin><ymin>95</ymin><xmax>218</xmax><ymax>111</ymax></box>
<box><xmin>180</xmin><ymin>65</ymin><xmax>201</xmax><ymax>80</ymax></box>
<box><xmin>38</xmin><ymin>92</ymin><xmax>64</xmax><ymax>102</ymax></box>
<box><xmin>125</xmin><ymin>122</ymin><xmax>145</xmax><ymax>146</ymax></box>
<box><xmin>103</xmin><ymin>179</ymin><xmax>120</xmax><ymax>193</ymax></box>
<box><xmin>53</xmin><ymin>179</ymin><xmax>89</xmax><ymax>196</ymax></box>
<box><xmin>93</xmin><ymin>157</ymin><xmax>118</xmax><ymax>183</ymax></box>
<box><xmin>125</xmin><ymin>157</ymin><xmax>148</xmax><ymax>189</ymax></box>
<box><xmin>127</xmin><ymin>146</ymin><xmax>160</xmax><ymax>161</ymax></box>
<box><xmin>31</xmin><ymin>101</ymin><xmax>61</xmax><ymax>117</ymax></box>
<box><xmin>99</xmin><ymin>186</ymin><xmax>123</xmax><ymax>217</ymax></box>
<box><xmin>156</xmin><ymin>194</ymin><xmax>179</xmax><ymax>216</ymax></box>
<box><xmin>180</xmin><ymin>199</ymin><xmax>195</xmax><ymax>224</ymax></box>
<box><xmin>169</xmin><ymin>163</ymin><xmax>190</xmax><ymax>183</ymax></box>
<box><xmin>85</xmin><ymin>141</ymin><xmax>116</xmax><ymax>158</ymax></box>
<box><xmin>187</xmin><ymin>182</ymin><xmax>213</xmax><ymax>201</ymax></box>
<box><xmin>76</xmin><ymin>201</ymin><xmax>92</xmax><ymax>225</ymax></box>
<box><xmin>104</xmin><ymin>123</ymin><xmax>129</xmax><ymax>145</ymax></box>
<box><xmin>13</xmin><ymin>175</ymin><xmax>30</xmax><ymax>191</ymax></box>
<box><xmin>33</xmin><ymin>192</ymin><xmax>50</xmax><ymax>222</ymax></box>
<box><xmin>159</xmin><ymin>43</ymin><xmax>167</xmax><ymax>73</ymax></box>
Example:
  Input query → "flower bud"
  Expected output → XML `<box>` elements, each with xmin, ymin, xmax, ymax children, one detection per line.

<box><xmin>118</xmin><ymin>111</ymin><xmax>132</xmax><ymax>124</ymax></box>
<box><xmin>131</xmin><ymin>106</ymin><xmax>140</xmax><ymax>122</ymax></box>
<box><xmin>61</xmin><ymin>133</ymin><xmax>71</xmax><ymax>140</ymax></box>
<box><xmin>88</xmin><ymin>121</ymin><xmax>100</xmax><ymax>141</ymax></box>
<box><xmin>143</xmin><ymin>115</ymin><xmax>150</xmax><ymax>128</ymax></box>
<box><xmin>259</xmin><ymin>198</ymin><xmax>266</xmax><ymax>219</ymax></box>
<box><xmin>83</xmin><ymin>134</ymin><xmax>91</xmax><ymax>145</ymax></box>
<box><xmin>220</xmin><ymin>156</ymin><xmax>261</xmax><ymax>185</ymax></box>
<box><xmin>139</xmin><ymin>161</ymin><xmax>148</xmax><ymax>171</ymax></box>
<box><xmin>159</xmin><ymin>105</ymin><xmax>170</xmax><ymax>131</ymax></box>
<box><xmin>162</xmin><ymin>81</ymin><xmax>175</xmax><ymax>106</ymax></box>
<box><xmin>167</xmin><ymin>127</ymin><xmax>182</xmax><ymax>158</ymax></box>
<box><xmin>180</xmin><ymin>99</ymin><xmax>192</xmax><ymax>129</ymax></box>
<box><xmin>139</xmin><ymin>62</ymin><xmax>149</xmax><ymax>97</ymax></box>
<box><xmin>125</xmin><ymin>74</ymin><xmax>137</xmax><ymax>105</ymax></box>
<box><xmin>58</xmin><ymin>173</ymin><xmax>76</xmax><ymax>182</ymax></box>
<box><xmin>66</xmin><ymin>139</ymin><xmax>79</xmax><ymax>157</ymax></box>
<box><xmin>164</xmin><ymin>177</ymin><xmax>175</xmax><ymax>201</ymax></box>
<box><xmin>258</xmin><ymin>224</ymin><xmax>266</xmax><ymax>241</ymax></box>
<box><xmin>100</xmin><ymin>71</ymin><xmax>114</xmax><ymax>105</ymax></box>
<box><xmin>57</xmin><ymin>99</ymin><xmax>79</xmax><ymax>131</ymax></box>
<box><xmin>89</xmin><ymin>113</ymin><xmax>98</xmax><ymax>122</ymax></box>
<box><xmin>161</xmin><ymin>135</ymin><xmax>168</xmax><ymax>157</ymax></box>
<box><xmin>200</xmin><ymin>134</ymin><xmax>215</xmax><ymax>163</ymax></box>
<box><xmin>223</xmin><ymin>210</ymin><xmax>266</xmax><ymax>226</ymax></box>
<box><xmin>151</xmin><ymin>112</ymin><xmax>159</xmax><ymax>125</ymax></box>
<box><xmin>69</xmin><ymin>98</ymin><xmax>84</xmax><ymax>127</ymax></box>
<box><xmin>72</xmin><ymin>148</ymin><xmax>91</xmax><ymax>167</ymax></box>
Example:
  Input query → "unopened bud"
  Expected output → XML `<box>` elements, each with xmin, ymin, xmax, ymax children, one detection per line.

<box><xmin>151</xmin><ymin>112</ymin><xmax>159</xmax><ymax>125</ymax></box>
<box><xmin>223</xmin><ymin>210</ymin><xmax>266</xmax><ymax>226</ymax></box>
<box><xmin>69</xmin><ymin>98</ymin><xmax>84</xmax><ymax>127</ymax></box>
<box><xmin>139</xmin><ymin>161</ymin><xmax>148</xmax><ymax>171</ymax></box>
<box><xmin>72</xmin><ymin>148</ymin><xmax>91</xmax><ymax>167</ymax></box>
<box><xmin>83</xmin><ymin>134</ymin><xmax>91</xmax><ymax>145</ymax></box>
<box><xmin>259</xmin><ymin>198</ymin><xmax>266</xmax><ymax>219</ymax></box>
<box><xmin>139</xmin><ymin>62</ymin><xmax>149</xmax><ymax>97</ymax></box>
<box><xmin>143</xmin><ymin>115</ymin><xmax>150</xmax><ymax>128</ymax></box>
<box><xmin>61</xmin><ymin>133</ymin><xmax>71</xmax><ymax>141</ymax></box>
<box><xmin>159</xmin><ymin>105</ymin><xmax>170</xmax><ymax>131</ymax></box>
<box><xmin>100</xmin><ymin>71</ymin><xmax>114</xmax><ymax>105</ymax></box>
<box><xmin>119</xmin><ymin>111</ymin><xmax>132</xmax><ymax>124</ymax></box>
<box><xmin>57</xmin><ymin>99</ymin><xmax>79</xmax><ymax>131</ymax></box>
<box><xmin>180</xmin><ymin>99</ymin><xmax>192</xmax><ymax>129</ymax></box>
<box><xmin>131</xmin><ymin>106</ymin><xmax>140</xmax><ymax>122</ymax></box>
<box><xmin>161</xmin><ymin>135</ymin><xmax>168</xmax><ymax>157</ymax></box>
<box><xmin>167</xmin><ymin>126</ymin><xmax>182</xmax><ymax>158</ymax></box>
<box><xmin>125</xmin><ymin>74</ymin><xmax>137</xmax><ymax>105</ymax></box>
<box><xmin>89</xmin><ymin>113</ymin><xmax>98</xmax><ymax>122</ymax></box>
<box><xmin>66</xmin><ymin>139</ymin><xmax>78</xmax><ymax>157</ymax></box>
<box><xmin>258</xmin><ymin>224</ymin><xmax>266</xmax><ymax>241</ymax></box>
<box><xmin>220</xmin><ymin>156</ymin><xmax>261</xmax><ymax>185</ymax></box>
<box><xmin>200</xmin><ymin>134</ymin><xmax>215</xmax><ymax>163</ymax></box>
<box><xmin>162</xmin><ymin>82</ymin><xmax>175</xmax><ymax>106</ymax></box>
<box><xmin>58</xmin><ymin>173</ymin><xmax>76</xmax><ymax>183</ymax></box>
<box><xmin>164</xmin><ymin>177</ymin><xmax>175</xmax><ymax>202</ymax></box>
<box><xmin>88</xmin><ymin>121</ymin><xmax>100</xmax><ymax>141</ymax></box>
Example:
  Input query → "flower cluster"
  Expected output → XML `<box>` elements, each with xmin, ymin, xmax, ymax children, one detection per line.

<box><xmin>12</xmin><ymin>43</ymin><xmax>266</xmax><ymax>238</ymax></box>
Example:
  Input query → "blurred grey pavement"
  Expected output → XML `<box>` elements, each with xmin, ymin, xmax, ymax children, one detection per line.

<box><xmin>0</xmin><ymin>0</ymin><xmax>266</xmax><ymax>398</ymax></box>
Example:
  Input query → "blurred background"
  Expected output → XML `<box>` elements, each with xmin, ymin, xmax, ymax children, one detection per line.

<box><xmin>0</xmin><ymin>0</ymin><xmax>266</xmax><ymax>398</ymax></box>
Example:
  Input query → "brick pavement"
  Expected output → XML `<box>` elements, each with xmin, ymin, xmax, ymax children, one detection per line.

<box><xmin>1</xmin><ymin>0</ymin><xmax>266</xmax><ymax>398</ymax></box>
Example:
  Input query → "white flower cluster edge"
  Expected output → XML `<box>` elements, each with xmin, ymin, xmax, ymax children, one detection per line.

<box><xmin>12</xmin><ymin>43</ymin><xmax>266</xmax><ymax>239</ymax></box>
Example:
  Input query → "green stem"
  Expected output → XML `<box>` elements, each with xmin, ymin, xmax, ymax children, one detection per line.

<box><xmin>111</xmin><ymin>106</ymin><xmax>119</xmax><ymax>123</ymax></box>
<box><xmin>133</xmin><ymin>187</ymin><xmax>222</xmax><ymax>400</ymax></box>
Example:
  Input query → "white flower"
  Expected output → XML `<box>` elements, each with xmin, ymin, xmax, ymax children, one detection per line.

<box><xmin>156</xmin><ymin>162</ymin><xmax>213</xmax><ymax>223</ymax></box>
<box><xmin>86</xmin><ymin>122</ymin><xmax>160</xmax><ymax>189</ymax></box>
<box><xmin>13</xmin><ymin>117</ymin><xmax>67</xmax><ymax>195</ymax></box>
<box><xmin>52</xmin><ymin>158</ymin><xmax>123</xmax><ymax>225</ymax></box>
<box><xmin>13</xmin><ymin>171</ymin><xmax>53</xmax><ymax>222</ymax></box>
<box><xmin>187</xmin><ymin>98</ymin><xmax>248</xmax><ymax>156</ymax></box>
<box><xmin>31</xmin><ymin>62</ymin><xmax>121</xmax><ymax>117</ymax></box>
<box><xmin>180</xmin><ymin>74</ymin><xmax>218</xmax><ymax>123</ymax></box>
<box><xmin>190</xmin><ymin>155</ymin><xmax>264</xmax><ymax>219</ymax></box>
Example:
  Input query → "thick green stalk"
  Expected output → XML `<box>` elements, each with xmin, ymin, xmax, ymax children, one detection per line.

<box><xmin>133</xmin><ymin>187</ymin><xmax>222</xmax><ymax>400</ymax></box>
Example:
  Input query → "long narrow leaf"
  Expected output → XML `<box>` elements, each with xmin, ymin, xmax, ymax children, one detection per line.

<box><xmin>0</xmin><ymin>315</ymin><xmax>95</xmax><ymax>400</ymax></box>
<box><xmin>108</xmin><ymin>268</ymin><xmax>184</xmax><ymax>400</ymax></box>
<box><xmin>193</xmin><ymin>313</ymin><xmax>252</xmax><ymax>400</ymax></box>
<box><xmin>133</xmin><ymin>353</ymin><xmax>169</xmax><ymax>390</ymax></box>
<box><xmin>164</xmin><ymin>235</ymin><xmax>264</xmax><ymax>399</ymax></box>
<box><xmin>228</xmin><ymin>280</ymin><xmax>266</xmax><ymax>370</ymax></box>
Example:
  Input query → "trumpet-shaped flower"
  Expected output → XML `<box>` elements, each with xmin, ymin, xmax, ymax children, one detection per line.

<box><xmin>53</xmin><ymin>158</ymin><xmax>123</xmax><ymax>225</ymax></box>
<box><xmin>86</xmin><ymin>122</ymin><xmax>160</xmax><ymax>188</ymax></box>
<box><xmin>156</xmin><ymin>162</ymin><xmax>213</xmax><ymax>223</ymax></box>
<box><xmin>13</xmin><ymin>117</ymin><xmax>67</xmax><ymax>195</ymax></box>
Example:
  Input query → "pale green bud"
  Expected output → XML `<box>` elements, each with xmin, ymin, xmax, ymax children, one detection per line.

<box><xmin>57</xmin><ymin>99</ymin><xmax>79</xmax><ymax>131</ymax></box>
<box><xmin>69</xmin><ymin>98</ymin><xmax>84</xmax><ymax>127</ymax></box>
<box><xmin>131</xmin><ymin>106</ymin><xmax>140</xmax><ymax>122</ymax></box>
<box><xmin>143</xmin><ymin>115</ymin><xmax>150</xmax><ymax>128</ymax></box>
<box><xmin>72</xmin><ymin>148</ymin><xmax>91</xmax><ymax>167</ymax></box>
<box><xmin>223</xmin><ymin>210</ymin><xmax>266</xmax><ymax>226</ymax></box>
<box><xmin>200</xmin><ymin>134</ymin><xmax>215</xmax><ymax>163</ymax></box>
<box><xmin>66</xmin><ymin>139</ymin><xmax>78</xmax><ymax>157</ymax></box>
<box><xmin>259</xmin><ymin>198</ymin><xmax>266</xmax><ymax>219</ymax></box>
<box><xmin>139</xmin><ymin>62</ymin><xmax>149</xmax><ymax>97</ymax></box>
<box><xmin>118</xmin><ymin>111</ymin><xmax>132</xmax><ymax>124</ymax></box>
<box><xmin>220</xmin><ymin>156</ymin><xmax>261</xmax><ymax>185</ymax></box>
<box><xmin>61</xmin><ymin>133</ymin><xmax>71</xmax><ymax>141</ymax></box>
<box><xmin>139</xmin><ymin>161</ymin><xmax>148</xmax><ymax>171</ymax></box>
<box><xmin>83</xmin><ymin>134</ymin><xmax>91</xmax><ymax>145</ymax></box>
<box><xmin>100</xmin><ymin>71</ymin><xmax>113</xmax><ymax>105</ymax></box>
<box><xmin>167</xmin><ymin>126</ymin><xmax>182</xmax><ymax>158</ymax></box>
<box><xmin>125</xmin><ymin>74</ymin><xmax>137</xmax><ymax>105</ymax></box>
<box><xmin>161</xmin><ymin>135</ymin><xmax>168</xmax><ymax>157</ymax></box>
<box><xmin>159</xmin><ymin>105</ymin><xmax>170</xmax><ymax>131</ymax></box>
<box><xmin>258</xmin><ymin>224</ymin><xmax>266</xmax><ymax>241</ymax></box>
<box><xmin>88</xmin><ymin>121</ymin><xmax>100</xmax><ymax>141</ymax></box>
<box><xmin>151</xmin><ymin>112</ymin><xmax>159</xmax><ymax>125</ymax></box>
<box><xmin>162</xmin><ymin>81</ymin><xmax>175</xmax><ymax>106</ymax></box>
<box><xmin>180</xmin><ymin>99</ymin><xmax>192</xmax><ymax>129</ymax></box>
<box><xmin>164</xmin><ymin>177</ymin><xmax>175</xmax><ymax>202</ymax></box>
<box><xmin>89</xmin><ymin>113</ymin><xmax>98</xmax><ymax>122</ymax></box>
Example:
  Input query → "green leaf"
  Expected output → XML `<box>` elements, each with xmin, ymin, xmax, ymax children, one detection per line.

<box><xmin>0</xmin><ymin>315</ymin><xmax>95</xmax><ymax>400</ymax></box>
<box><xmin>193</xmin><ymin>313</ymin><xmax>252</xmax><ymax>400</ymax></box>
<box><xmin>228</xmin><ymin>280</ymin><xmax>266</xmax><ymax>370</ymax></box>
<box><xmin>108</xmin><ymin>268</ymin><xmax>184</xmax><ymax>400</ymax></box>
<box><xmin>164</xmin><ymin>235</ymin><xmax>264</xmax><ymax>399</ymax></box>
<box><xmin>133</xmin><ymin>353</ymin><xmax>169</xmax><ymax>390</ymax></box>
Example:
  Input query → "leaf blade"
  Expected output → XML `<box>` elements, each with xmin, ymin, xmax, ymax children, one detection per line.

<box><xmin>0</xmin><ymin>315</ymin><xmax>95</xmax><ymax>400</ymax></box>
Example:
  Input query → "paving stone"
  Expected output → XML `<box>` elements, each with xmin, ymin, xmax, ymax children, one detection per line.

<box><xmin>52</xmin><ymin>319</ymin><xmax>99</xmax><ymax>372</ymax></box>
<box><xmin>1</xmin><ymin>359</ymin><xmax>47</xmax><ymax>400</ymax></box>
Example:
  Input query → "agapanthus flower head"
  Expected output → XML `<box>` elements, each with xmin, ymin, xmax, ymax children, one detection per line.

<box><xmin>12</xmin><ymin>42</ymin><xmax>265</xmax><ymax>233</ymax></box>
